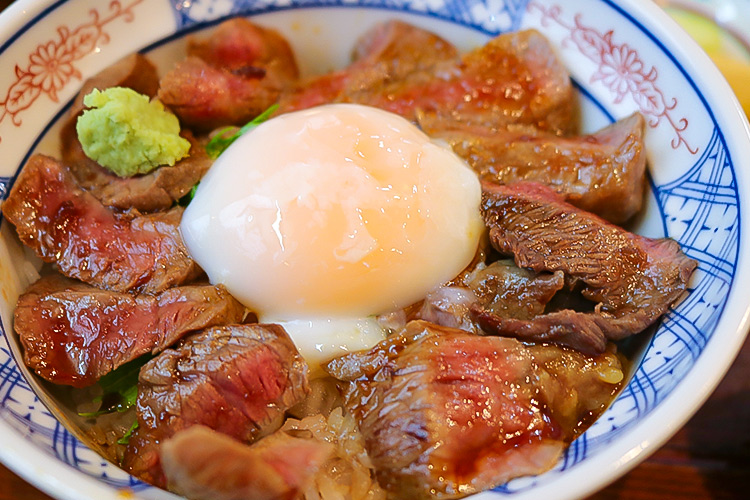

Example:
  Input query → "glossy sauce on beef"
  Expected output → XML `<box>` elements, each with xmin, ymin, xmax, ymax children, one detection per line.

<box><xmin>14</xmin><ymin>275</ymin><xmax>244</xmax><ymax>387</ymax></box>
<box><xmin>158</xmin><ymin>18</ymin><xmax>299</xmax><ymax>130</ymax></box>
<box><xmin>277</xmin><ymin>19</ymin><xmax>458</xmax><ymax>113</ymax></box>
<box><xmin>424</xmin><ymin>112</ymin><xmax>647</xmax><ymax>224</ymax></box>
<box><xmin>326</xmin><ymin>321</ymin><xmax>622</xmax><ymax>499</ymax></box>
<box><xmin>123</xmin><ymin>324</ymin><xmax>309</xmax><ymax>487</ymax></box>
<box><xmin>3</xmin><ymin>155</ymin><xmax>200</xmax><ymax>294</ymax></box>
<box><xmin>281</xmin><ymin>29</ymin><xmax>576</xmax><ymax>136</ymax></box>
<box><xmin>477</xmin><ymin>181</ymin><xmax>697</xmax><ymax>354</ymax></box>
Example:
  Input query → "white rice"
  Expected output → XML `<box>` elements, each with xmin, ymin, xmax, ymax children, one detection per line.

<box><xmin>282</xmin><ymin>407</ymin><xmax>386</xmax><ymax>500</ymax></box>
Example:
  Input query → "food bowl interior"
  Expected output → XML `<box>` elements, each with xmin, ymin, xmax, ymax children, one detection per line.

<box><xmin>1</xmin><ymin>1</ymin><xmax>749</xmax><ymax>500</ymax></box>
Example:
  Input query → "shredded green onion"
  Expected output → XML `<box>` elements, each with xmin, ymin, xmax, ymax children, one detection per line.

<box><xmin>117</xmin><ymin>421</ymin><xmax>139</xmax><ymax>445</ymax></box>
<box><xmin>205</xmin><ymin>104</ymin><xmax>279</xmax><ymax>159</ymax></box>
<box><xmin>178</xmin><ymin>182</ymin><xmax>200</xmax><ymax>207</ymax></box>
<box><xmin>78</xmin><ymin>355</ymin><xmax>151</xmax><ymax>418</ymax></box>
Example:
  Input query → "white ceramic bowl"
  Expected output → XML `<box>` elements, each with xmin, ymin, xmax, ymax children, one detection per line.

<box><xmin>1</xmin><ymin>1</ymin><xmax>749</xmax><ymax>499</ymax></box>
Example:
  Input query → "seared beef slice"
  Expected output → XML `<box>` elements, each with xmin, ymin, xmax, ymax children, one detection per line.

<box><xmin>278</xmin><ymin>20</ymin><xmax>458</xmax><ymax>113</ymax></box>
<box><xmin>2</xmin><ymin>154</ymin><xmax>200</xmax><ymax>294</ymax></box>
<box><xmin>14</xmin><ymin>275</ymin><xmax>244</xmax><ymax>387</ymax></box>
<box><xmin>351</xmin><ymin>19</ymin><xmax>458</xmax><ymax>76</ymax></box>
<box><xmin>159</xmin><ymin>18</ymin><xmax>299</xmax><ymax>130</ymax></box>
<box><xmin>64</xmin><ymin>127</ymin><xmax>212</xmax><ymax>213</ymax></box>
<box><xmin>124</xmin><ymin>324</ymin><xmax>309</xmax><ymax>487</ymax></box>
<box><xmin>346</xmin><ymin>29</ymin><xmax>576</xmax><ymax>134</ymax></box>
<box><xmin>325</xmin><ymin>321</ymin><xmax>622</xmax><ymax>499</ymax></box>
<box><xmin>161</xmin><ymin>426</ymin><xmax>334</xmax><ymax>500</ymax></box>
<box><xmin>416</xmin><ymin>260</ymin><xmax>565</xmax><ymax>333</ymax></box>
<box><xmin>280</xmin><ymin>27</ymin><xmax>574</xmax><ymax>134</ymax></box>
<box><xmin>83</xmin><ymin>132</ymin><xmax>212</xmax><ymax>213</ymax></box>
<box><xmin>426</xmin><ymin>113</ymin><xmax>647</xmax><ymax>224</ymax></box>
<box><xmin>478</xmin><ymin>181</ymin><xmax>697</xmax><ymax>354</ymax></box>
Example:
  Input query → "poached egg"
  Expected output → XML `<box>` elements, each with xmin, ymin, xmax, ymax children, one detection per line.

<box><xmin>180</xmin><ymin>104</ymin><xmax>482</xmax><ymax>369</ymax></box>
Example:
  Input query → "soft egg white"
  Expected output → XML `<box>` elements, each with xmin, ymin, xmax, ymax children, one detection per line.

<box><xmin>180</xmin><ymin>103</ymin><xmax>483</xmax><ymax>368</ymax></box>
<box><xmin>274</xmin><ymin>317</ymin><xmax>387</xmax><ymax>377</ymax></box>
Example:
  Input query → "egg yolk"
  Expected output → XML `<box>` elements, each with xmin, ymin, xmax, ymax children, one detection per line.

<box><xmin>180</xmin><ymin>103</ymin><xmax>483</xmax><ymax>319</ymax></box>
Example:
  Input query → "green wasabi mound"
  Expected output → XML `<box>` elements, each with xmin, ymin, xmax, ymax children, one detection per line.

<box><xmin>76</xmin><ymin>87</ymin><xmax>191</xmax><ymax>177</ymax></box>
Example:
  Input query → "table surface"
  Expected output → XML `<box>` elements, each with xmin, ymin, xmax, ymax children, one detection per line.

<box><xmin>0</xmin><ymin>0</ymin><xmax>748</xmax><ymax>498</ymax></box>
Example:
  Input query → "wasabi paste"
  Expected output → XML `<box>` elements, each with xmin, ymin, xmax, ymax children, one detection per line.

<box><xmin>76</xmin><ymin>87</ymin><xmax>190</xmax><ymax>177</ymax></box>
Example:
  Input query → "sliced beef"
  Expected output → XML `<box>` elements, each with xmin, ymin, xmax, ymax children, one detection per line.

<box><xmin>425</xmin><ymin>113</ymin><xmax>647</xmax><ymax>224</ymax></box>
<box><xmin>412</xmin><ymin>260</ymin><xmax>564</xmax><ymax>334</ymax></box>
<box><xmin>281</xmin><ymin>29</ymin><xmax>574</xmax><ymax>135</ymax></box>
<box><xmin>187</xmin><ymin>17</ymin><xmax>298</xmax><ymax>80</ymax></box>
<box><xmin>478</xmin><ymin>181</ymin><xmax>697</xmax><ymax>354</ymax></box>
<box><xmin>325</xmin><ymin>320</ymin><xmax>623</xmax><ymax>499</ymax></box>
<box><xmin>345</xmin><ymin>29</ymin><xmax>576</xmax><ymax>134</ymax></box>
<box><xmin>468</xmin><ymin>260</ymin><xmax>565</xmax><ymax>320</ymax></box>
<box><xmin>1</xmin><ymin>154</ymin><xmax>200</xmax><ymax>294</ymax></box>
<box><xmin>414</xmin><ymin>286</ymin><xmax>479</xmax><ymax>332</ymax></box>
<box><xmin>351</xmin><ymin>19</ymin><xmax>458</xmax><ymax>73</ymax></box>
<box><xmin>14</xmin><ymin>275</ymin><xmax>244</xmax><ymax>387</ymax></box>
<box><xmin>63</xmin><ymin>127</ymin><xmax>212</xmax><ymax>212</ymax></box>
<box><xmin>160</xmin><ymin>425</ymin><xmax>334</xmax><ymax>500</ymax></box>
<box><xmin>277</xmin><ymin>71</ymin><xmax>351</xmax><ymax>114</ymax></box>
<box><xmin>123</xmin><ymin>324</ymin><xmax>309</xmax><ymax>487</ymax></box>
<box><xmin>159</xmin><ymin>57</ymin><xmax>275</xmax><ymax>130</ymax></box>
<box><xmin>278</xmin><ymin>20</ymin><xmax>458</xmax><ymax>113</ymax></box>
<box><xmin>159</xmin><ymin>18</ymin><xmax>298</xmax><ymax>130</ymax></box>
<box><xmin>86</xmin><ymin>131</ymin><xmax>210</xmax><ymax>212</ymax></box>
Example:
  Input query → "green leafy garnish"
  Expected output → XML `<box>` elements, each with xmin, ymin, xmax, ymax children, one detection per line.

<box><xmin>188</xmin><ymin>182</ymin><xmax>199</xmax><ymax>199</ymax></box>
<box><xmin>205</xmin><ymin>104</ymin><xmax>279</xmax><ymax>159</ymax></box>
<box><xmin>117</xmin><ymin>421</ymin><xmax>139</xmax><ymax>445</ymax></box>
<box><xmin>177</xmin><ymin>182</ymin><xmax>200</xmax><ymax>207</ymax></box>
<box><xmin>78</xmin><ymin>354</ymin><xmax>152</xmax><ymax>418</ymax></box>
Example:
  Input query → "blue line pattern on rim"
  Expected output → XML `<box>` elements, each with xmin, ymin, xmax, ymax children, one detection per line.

<box><xmin>0</xmin><ymin>0</ymin><xmax>738</xmax><ymax>497</ymax></box>
<box><xmin>169</xmin><ymin>0</ymin><xmax>532</xmax><ymax>33</ymax></box>
<box><xmin>0</xmin><ymin>330</ymin><xmax>148</xmax><ymax>490</ymax></box>
<box><xmin>0</xmin><ymin>177</ymin><xmax>9</xmax><ymax>201</ymax></box>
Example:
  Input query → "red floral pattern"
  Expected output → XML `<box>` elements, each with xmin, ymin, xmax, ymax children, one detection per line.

<box><xmin>0</xmin><ymin>0</ymin><xmax>143</xmax><ymax>142</ymax></box>
<box><xmin>528</xmin><ymin>1</ymin><xmax>696</xmax><ymax>154</ymax></box>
